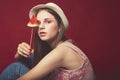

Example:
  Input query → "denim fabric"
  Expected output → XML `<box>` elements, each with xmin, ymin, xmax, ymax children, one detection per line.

<box><xmin>0</xmin><ymin>54</ymin><xmax>34</xmax><ymax>80</ymax></box>
<box><xmin>0</xmin><ymin>62</ymin><xmax>30</xmax><ymax>80</ymax></box>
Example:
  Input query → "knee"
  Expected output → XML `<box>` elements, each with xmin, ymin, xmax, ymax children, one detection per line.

<box><xmin>8</xmin><ymin>62</ymin><xmax>24</xmax><ymax>68</ymax></box>
<box><xmin>9</xmin><ymin>62</ymin><xmax>29</xmax><ymax>69</ymax></box>
<box><xmin>8</xmin><ymin>62</ymin><xmax>30</xmax><ymax>75</ymax></box>
<box><xmin>0</xmin><ymin>62</ymin><xmax>29</xmax><ymax>79</ymax></box>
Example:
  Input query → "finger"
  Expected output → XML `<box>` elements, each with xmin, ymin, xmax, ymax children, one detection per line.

<box><xmin>18</xmin><ymin>43</ymin><xmax>30</xmax><ymax>53</ymax></box>
<box><xmin>17</xmin><ymin>49</ymin><xmax>29</xmax><ymax>58</ymax></box>
<box><xmin>21</xmin><ymin>42</ymin><xmax>31</xmax><ymax>53</ymax></box>
<box><xmin>17</xmin><ymin>46</ymin><xmax>30</xmax><ymax>56</ymax></box>
<box><xmin>21</xmin><ymin>42</ymin><xmax>31</xmax><ymax>49</ymax></box>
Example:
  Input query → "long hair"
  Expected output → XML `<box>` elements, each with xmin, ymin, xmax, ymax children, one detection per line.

<box><xmin>33</xmin><ymin>8</ymin><xmax>67</xmax><ymax>67</ymax></box>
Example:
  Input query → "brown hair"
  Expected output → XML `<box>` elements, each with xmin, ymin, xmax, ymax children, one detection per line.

<box><xmin>33</xmin><ymin>8</ymin><xmax>67</xmax><ymax>67</ymax></box>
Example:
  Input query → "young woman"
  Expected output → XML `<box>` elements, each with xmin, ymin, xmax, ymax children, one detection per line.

<box><xmin>0</xmin><ymin>2</ymin><xmax>95</xmax><ymax>80</ymax></box>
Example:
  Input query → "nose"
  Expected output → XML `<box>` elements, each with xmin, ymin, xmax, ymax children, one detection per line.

<box><xmin>38</xmin><ymin>22</ymin><xmax>45</xmax><ymax>30</ymax></box>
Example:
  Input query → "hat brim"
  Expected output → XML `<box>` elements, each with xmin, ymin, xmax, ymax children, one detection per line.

<box><xmin>29</xmin><ymin>3</ymin><xmax>69</xmax><ymax>30</ymax></box>
<box><xmin>29</xmin><ymin>4</ymin><xmax>52</xmax><ymax>18</ymax></box>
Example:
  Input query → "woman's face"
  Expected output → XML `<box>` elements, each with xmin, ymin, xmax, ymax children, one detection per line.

<box><xmin>37</xmin><ymin>10</ymin><xmax>60</xmax><ymax>43</ymax></box>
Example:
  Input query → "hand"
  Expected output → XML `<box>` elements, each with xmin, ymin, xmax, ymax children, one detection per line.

<box><xmin>16</xmin><ymin>42</ymin><xmax>32</xmax><ymax>58</ymax></box>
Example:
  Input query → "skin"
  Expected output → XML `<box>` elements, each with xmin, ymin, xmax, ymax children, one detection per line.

<box><xmin>37</xmin><ymin>10</ymin><xmax>60</xmax><ymax>45</ymax></box>
<box><xmin>16</xmin><ymin>10</ymin><xmax>84</xmax><ymax>80</ymax></box>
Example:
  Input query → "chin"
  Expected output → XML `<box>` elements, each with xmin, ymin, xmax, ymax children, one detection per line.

<box><xmin>40</xmin><ymin>37</ymin><xmax>49</xmax><ymax>41</ymax></box>
<box><xmin>39</xmin><ymin>35</ymin><xmax>47</xmax><ymax>41</ymax></box>
<box><xmin>40</xmin><ymin>37</ymin><xmax>55</xmax><ymax>43</ymax></box>
<box><xmin>40</xmin><ymin>38</ymin><xmax>48</xmax><ymax>41</ymax></box>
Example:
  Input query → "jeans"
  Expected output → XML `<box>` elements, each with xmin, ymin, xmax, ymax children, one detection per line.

<box><xmin>0</xmin><ymin>62</ymin><xmax>30</xmax><ymax>80</ymax></box>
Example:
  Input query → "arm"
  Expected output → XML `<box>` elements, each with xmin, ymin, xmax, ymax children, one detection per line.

<box><xmin>17</xmin><ymin>45</ymin><xmax>65</xmax><ymax>80</ymax></box>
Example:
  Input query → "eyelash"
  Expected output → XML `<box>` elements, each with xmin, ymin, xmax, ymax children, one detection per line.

<box><xmin>45</xmin><ymin>20</ymin><xmax>52</xmax><ymax>24</ymax></box>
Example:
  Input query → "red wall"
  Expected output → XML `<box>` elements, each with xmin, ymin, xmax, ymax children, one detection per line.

<box><xmin>0</xmin><ymin>0</ymin><xmax>120</xmax><ymax>80</ymax></box>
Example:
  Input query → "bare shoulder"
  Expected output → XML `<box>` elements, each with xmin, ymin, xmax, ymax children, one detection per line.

<box><xmin>37</xmin><ymin>43</ymin><xmax>69</xmax><ymax>67</ymax></box>
<box><xmin>56</xmin><ymin>42</ymin><xmax>77</xmax><ymax>56</ymax></box>
<box><xmin>53</xmin><ymin>42</ymin><xmax>76</xmax><ymax>58</ymax></box>
<box><xmin>56</xmin><ymin>42</ymin><xmax>85</xmax><ymax>70</ymax></box>
<box><xmin>44</xmin><ymin>42</ymin><xmax>84</xmax><ymax>70</ymax></box>
<box><xmin>47</xmin><ymin>43</ymin><xmax>68</xmax><ymax>60</ymax></box>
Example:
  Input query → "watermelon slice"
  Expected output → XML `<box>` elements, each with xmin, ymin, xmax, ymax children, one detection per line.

<box><xmin>27</xmin><ymin>15</ymin><xmax>38</xmax><ymax>27</ymax></box>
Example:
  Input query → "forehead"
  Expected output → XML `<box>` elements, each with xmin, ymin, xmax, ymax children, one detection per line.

<box><xmin>36</xmin><ymin>10</ymin><xmax>55</xmax><ymax>20</ymax></box>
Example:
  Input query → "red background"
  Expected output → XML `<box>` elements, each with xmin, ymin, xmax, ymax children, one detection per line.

<box><xmin>0</xmin><ymin>0</ymin><xmax>120</xmax><ymax>80</ymax></box>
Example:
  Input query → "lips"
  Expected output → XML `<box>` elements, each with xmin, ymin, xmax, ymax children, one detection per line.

<box><xmin>39</xmin><ymin>32</ymin><xmax>47</xmax><ymax>36</ymax></box>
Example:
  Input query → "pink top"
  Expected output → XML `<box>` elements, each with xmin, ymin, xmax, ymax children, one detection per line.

<box><xmin>46</xmin><ymin>40</ymin><xmax>95</xmax><ymax>80</ymax></box>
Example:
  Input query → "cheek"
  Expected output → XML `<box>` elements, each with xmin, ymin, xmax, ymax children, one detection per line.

<box><xmin>49</xmin><ymin>26</ymin><xmax>58</xmax><ymax>32</ymax></box>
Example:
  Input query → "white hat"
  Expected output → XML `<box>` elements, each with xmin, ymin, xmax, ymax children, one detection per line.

<box><xmin>29</xmin><ymin>2</ymin><xmax>69</xmax><ymax>30</ymax></box>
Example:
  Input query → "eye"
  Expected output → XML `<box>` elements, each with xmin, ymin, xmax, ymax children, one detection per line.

<box><xmin>45</xmin><ymin>20</ymin><xmax>52</xmax><ymax>24</ymax></box>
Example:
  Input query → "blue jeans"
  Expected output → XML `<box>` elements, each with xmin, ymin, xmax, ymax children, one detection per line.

<box><xmin>0</xmin><ymin>62</ymin><xmax>30</xmax><ymax>80</ymax></box>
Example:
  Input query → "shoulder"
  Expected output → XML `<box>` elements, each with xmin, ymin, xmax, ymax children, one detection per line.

<box><xmin>55</xmin><ymin>40</ymin><xmax>73</xmax><ymax>55</ymax></box>
<box><xmin>46</xmin><ymin>41</ymin><xmax>73</xmax><ymax>62</ymax></box>
<box><xmin>56</xmin><ymin>40</ymin><xmax>78</xmax><ymax>53</ymax></box>
<box><xmin>40</xmin><ymin>42</ymin><xmax>70</xmax><ymax>64</ymax></box>
<box><xmin>53</xmin><ymin>40</ymin><xmax>77</xmax><ymax>60</ymax></box>
<box><xmin>56</xmin><ymin>41</ymin><xmax>85</xmax><ymax>69</ymax></box>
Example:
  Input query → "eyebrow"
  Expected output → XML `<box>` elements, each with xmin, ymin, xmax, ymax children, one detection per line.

<box><xmin>44</xmin><ymin>18</ymin><xmax>53</xmax><ymax>20</ymax></box>
<box><xmin>37</xmin><ymin>18</ymin><xmax>53</xmax><ymax>22</ymax></box>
